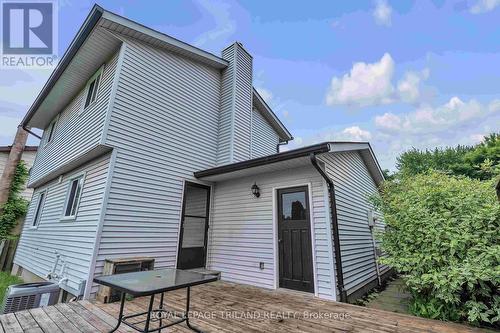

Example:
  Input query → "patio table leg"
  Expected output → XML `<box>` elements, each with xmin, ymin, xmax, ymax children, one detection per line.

<box><xmin>109</xmin><ymin>292</ymin><xmax>126</xmax><ymax>333</ymax></box>
<box><xmin>158</xmin><ymin>292</ymin><xmax>164</xmax><ymax>333</ymax></box>
<box><xmin>144</xmin><ymin>293</ymin><xmax>155</xmax><ymax>332</ymax></box>
<box><xmin>185</xmin><ymin>287</ymin><xmax>203</xmax><ymax>333</ymax></box>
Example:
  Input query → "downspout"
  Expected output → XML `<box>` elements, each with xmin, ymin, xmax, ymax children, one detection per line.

<box><xmin>22</xmin><ymin>126</ymin><xmax>42</xmax><ymax>140</ymax></box>
<box><xmin>310</xmin><ymin>152</ymin><xmax>347</xmax><ymax>302</ymax></box>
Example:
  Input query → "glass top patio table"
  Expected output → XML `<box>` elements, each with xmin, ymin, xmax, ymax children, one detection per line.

<box><xmin>94</xmin><ymin>268</ymin><xmax>218</xmax><ymax>297</ymax></box>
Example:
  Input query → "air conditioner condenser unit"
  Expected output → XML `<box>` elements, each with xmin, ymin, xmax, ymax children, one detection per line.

<box><xmin>2</xmin><ymin>282</ymin><xmax>60</xmax><ymax>314</ymax></box>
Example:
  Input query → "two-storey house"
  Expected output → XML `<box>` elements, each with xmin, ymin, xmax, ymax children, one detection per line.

<box><xmin>13</xmin><ymin>5</ymin><xmax>389</xmax><ymax>303</ymax></box>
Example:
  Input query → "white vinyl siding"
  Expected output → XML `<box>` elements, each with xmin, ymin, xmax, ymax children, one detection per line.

<box><xmin>90</xmin><ymin>35</ymin><xmax>221</xmax><ymax>295</ymax></box>
<box><xmin>217</xmin><ymin>46</ymin><xmax>235</xmax><ymax>165</ymax></box>
<box><xmin>231</xmin><ymin>45</ymin><xmax>253</xmax><ymax>162</ymax></box>
<box><xmin>251</xmin><ymin>108</ymin><xmax>280</xmax><ymax>158</ymax></box>
<box><xmin>217</xmin><ymin>43</ymin><xmax>253</xmax><ymax>165</ymax></box>
<box><xmin>319</xmin><ymin>151</ymin><xmax>389</xmax><ymax>296</ymax></box>
<box><xmin>28</xmin><ymin>47</ymin><xmax>119</xmax><ymax>186</ymax></box>
<box><xmin>207</xmin><ymin>165</ymin><xmax>335</xmax><ymax>300</ymax></box>
<box><xmin>14</xmin><ymin>154</ymin><xmax>111</xmax><ymax>295</ymax></box>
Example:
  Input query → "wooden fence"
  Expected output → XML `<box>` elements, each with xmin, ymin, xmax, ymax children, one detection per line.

<box><xmin>0</xmin><ymin>238</ymin><xmax>19</xmax><ymax>272</ymax></box>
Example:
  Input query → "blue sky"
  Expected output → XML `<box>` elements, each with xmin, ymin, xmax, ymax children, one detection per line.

<box><xmin>1</xmin><ymin>0</ymin><xmax>499</xmax><ymax>169</ymax></box>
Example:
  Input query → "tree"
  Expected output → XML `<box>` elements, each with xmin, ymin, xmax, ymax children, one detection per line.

<box><xmin>462</xmin><ymin>133</ymin><xmax>500</xmax><ymax>180</ymax></box>
<box><xmin>394</xmin><ymin>133</ymin><xmax>499</xmax><ymax>180</ymax></box>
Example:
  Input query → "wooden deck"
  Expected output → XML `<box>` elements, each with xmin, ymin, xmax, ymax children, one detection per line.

<box><xmin>0</xmin><ymin>281</ymin><xmax>490</xmax><ymax>333</ymax></box>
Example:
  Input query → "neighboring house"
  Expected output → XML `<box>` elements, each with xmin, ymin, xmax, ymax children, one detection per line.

<box><xmin>13</xmin><ymin>5</ymin><xmax>389</xmax><ymax>303</ymax></box>
<box><xmin>0</xmin><ymin>146</ymin><xmax>38</xmax><ymax>200</ymax></box>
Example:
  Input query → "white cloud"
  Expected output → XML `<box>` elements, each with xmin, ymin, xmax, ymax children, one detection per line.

<box><xmin>470</xmin><ymin>0</ymin><xmax>500</xmax><ymax>13</ymax></box>
<box><xmin>397</xmin><ymin>69</ymin><xmax>429</xmax><ymax>104</ymax></box>
<box><xmin>326</xmin><ymin>53</ymin><xmax>395</xmax><ymax>107</ymax></box>
<box><xmin>0</xmin><ymin>68</ymin><xmax>50</xmax><ymax>110</ymax></box>
<box><xmin>340</xmin><ymin>126</ymin><xmax>372</xmax><ymax>141</ymax></box>
<box><xmin>193</xmin><ymin>0</ymin><xmax>236</xmax><ymax>48</ymax></box>
<box><xmin>325</xmin><ymin>52</ymin><xmax>431</xmax><ymax>108</ymax></box>
<box><xmin>373</xmin><ymin>0</ymin><xmax>392</xmax><ymax>26</ymax></box>
<box><xmin>0</xmin><ymin>115</ymin><xmax>22</xmax><ymax>138</ymax></box>
<box><xmin>290</xmin><ymin>95</ymin><xmax>500</xmax><ymax>170</ymax></box>
<box><xmin>255</xmin><ymin>87</ymin><xmax>273</xmax><ymax>104</ymax></box>
<box><xmin>470</xmin><ymin>133</ymin><xmax>486</xmax><ymax>143</ymax></box>
<box><xmin>0</xmin><ymin>67</ymin><xmax>51</xmax><ymax>144</ymax></box>
<box><xmin>374</xmin><ymin>97</ymin><xmax>500</xmax><ymax>134</ymax></box>
<box><xmin>374</xmin><ymin>112</ymin><xmax>402</xmax><ymax>131</ymax></box>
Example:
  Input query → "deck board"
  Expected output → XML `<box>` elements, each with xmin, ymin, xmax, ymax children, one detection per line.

<box><xmin>0</xmin><ymin>281</ymin><xmax>491</xmax><ymax>332</ymax></box>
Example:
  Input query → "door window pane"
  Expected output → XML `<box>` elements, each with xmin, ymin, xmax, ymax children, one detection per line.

<box><xmin>281</xmin><ymin>191</ymin><xmax>307</xmax><ymax>220</ymax></box>
<box><xmin>182</xmin><ymin>217</ymin><xmax>206</xmax><ymax>248</ymax></box>
<box><xmin>184</xmin><ymin>186</ymin><xmax>207</xmax><ymax>217</ymax></box>
<box><xmin>181</xmin><ymin>184</ymin><xmax>209</xmax><ymax>249</ymax></box>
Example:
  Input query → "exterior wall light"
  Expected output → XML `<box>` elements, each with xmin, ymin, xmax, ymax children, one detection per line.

<box><xmin>251</xmin><ymin>183</ymin><xmax>260</xmax><ymax>198</ymax></box>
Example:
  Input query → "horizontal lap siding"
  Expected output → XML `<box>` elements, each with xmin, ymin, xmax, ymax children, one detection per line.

<box><xmin>29</xmin><ymin>34</ymin><xmax>118</xmax><ymax>186</ymax></box>
<box><xmin>251</xmin><ymin>108</ymin><xmax>280</xmax><ymax>158</ymax></box>
<box><xmin>232</xmin><ymin>46</ymin><xmax>252</xmax><ymax>162</ymax></box>
<box><xmin>92</xmin><ymin>36</ymin><xmax>221</xmax><ymax>295</ymax></box>
<box><xmin>320</xmin><ymin>152</ymin><xmax>387</xmax><ymax>296</ymax></box>
<box><xmin>217</xmin><ymin>47</ymin><xmax>235</xmax><ymax>165</ymax></box>
<box><xmin>14</xmin><ymin>154</ymin><xmax>111</xmax><ymax>294</ymax></box>
<box><xmin>208</xmin><ymin>166</ymin><xmax>335</xmax><ymax>299</ymax></box>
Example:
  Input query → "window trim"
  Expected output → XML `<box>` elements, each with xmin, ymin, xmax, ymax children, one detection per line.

<box><xmin>61</xmin><ymin>173</ymin><xmax>86</xmax><ymax>221</ymax></box>
<box><xmin>31</xmin><ymin>190</ymin><xmax>47</xmax><ymax>228</ymax></box>
<box><xmin>44</xmin><ymin>116</ymin><xmax>58</xmax><ymax>147</ymax></box>
<box><xmin>81</xmin><ymin>64</ymin><xmax>105</xmax><ymax>113</ymax></box>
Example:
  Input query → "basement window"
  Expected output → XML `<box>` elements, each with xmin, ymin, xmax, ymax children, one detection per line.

<box><xmin>62</xmin><ymin>176</ymin><xmax>84</xmax><ymax>219</ymax></box>
<box><xmin>83</xmin><ymin>65</ymin><xmax>104</xmax><ymax>110</ymax></box>
<box><xmin>32</xmin><ymin>191</ymin><xmax>46</xmax><ymax>227</ymax></box>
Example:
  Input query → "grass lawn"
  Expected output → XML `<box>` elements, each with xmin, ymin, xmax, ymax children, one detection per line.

<box><xmin>0</xmin><ymin>271</ymin><xmax>23</xmax><ymax>303</ymax></box>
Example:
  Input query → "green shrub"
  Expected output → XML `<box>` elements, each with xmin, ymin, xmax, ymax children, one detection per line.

<box><xmin>0</xmin><ymin>160</ymin><xmax>29</xmax><ymax>240</ymax></box>
<box><xmin>372</xmin><ymin>171</ymin><xmax>500</xmax><ymax>326</ymax></box>
<box><xmin>0</xmin><ymin>272</ymin><xmax>23</xmax><ymax>304</ymax></box>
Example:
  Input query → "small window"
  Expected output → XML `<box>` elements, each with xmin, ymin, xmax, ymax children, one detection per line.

<box><xmin>45</xmin><ymin>119</ymin><xmax>56</xmax><ymax>144</ymax></box>
<box><xmin>63</xmin><ymin>176</ymin><xmax>84</xmax><ymax>219</ymax></box>
<box><xmin>83</xmin><ymin>66</ymin><xmax>103</xmax><ymax>109</ymax></box>
<box><xmin>32</xmin><ymin>191</ymin><xmax>46</xmax><ymax>226</ymax></box>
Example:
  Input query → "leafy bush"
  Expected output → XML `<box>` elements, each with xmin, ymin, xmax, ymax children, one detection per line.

<box><xmin>0</xmin><ymin>160</ymin><xmax>29</xmax><ymax>240</ymax></box>
<box><xmin>394</xmin><ymin>132</ymin><xmax>499</xmax><ymax>180</ymax></box>
<box><xmin>372</xmin><ymin>171</ymin><xmax>500</xmax><ymax>326</ymax></box>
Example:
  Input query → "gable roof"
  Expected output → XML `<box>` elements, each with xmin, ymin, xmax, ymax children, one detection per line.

<box><xmin>20</xmin><ymin>5</ymin><xmax>292</xmax><ymax>141</ymax></box>
<box><xmin>252</xmin><ymin>88</ymin><xmax>293</xmax><ymax>141</ymax></box>
<box><xmin>194</xmin><ymin>141</ymin><xmax>384</xmax><ymax>185</ymax></box>
<box><xmin>20</xmin><ymin>5</ymin><xmax>228</xmax><ymax>129</ymax></box>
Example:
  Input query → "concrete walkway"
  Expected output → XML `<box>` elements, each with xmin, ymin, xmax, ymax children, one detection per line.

<box><xmin>365</xmin><ymin>277</ymin><xmax>411</xmax><ymax>314</ymax></box>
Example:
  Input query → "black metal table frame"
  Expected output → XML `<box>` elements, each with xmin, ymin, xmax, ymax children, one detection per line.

<box><xmin>110</xmin><ymin>286</ymin><xmax>202</xmax><ymax>333</ymax></box>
